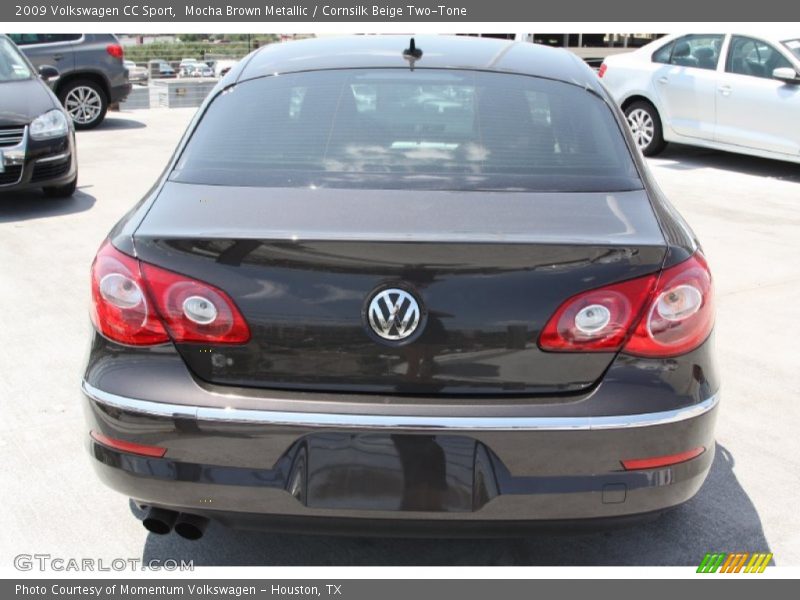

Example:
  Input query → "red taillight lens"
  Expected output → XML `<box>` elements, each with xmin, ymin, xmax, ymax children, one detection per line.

<box><xmin>91</xmin><ymin>431</ymin><xmax>166</xmax><ymax>458</ymax></box>
<box><xmin>538</xmin><ymin>274</ymin><xmax>658</xmax><ymax>352</ymax></box>
<box><xmin>106</xmin><ymin>44</ymin><xmax>124</xmax><ymax>59</ymax></box>
<box><xmin>598</xmin><ymin>63</ymin><xmax>607</xmax><ymax>78</ymax></box>
<box><xmin>90</xmin><ymin>241</ymin><xmax>169</xmax><ymax>345</ymax></box>
<box><xmin>538</xmin><ymin>251</ymin><xmax>714</xmax><ymax>357</ymax></box>
<box><xmin>624</xmin><ymin>252</ymin><xmax>714</xmax><ymax>357</ymax></box>
<box><xmin>621</xmin><ymin>446</ymin><xmax>705</xmax><ymax>470</ymax></box>
<box><xmin>140</xmin><ymin>262</ymin><xmax>250</xmax><ymax>344</ymax></box>
<box><xmin>90</xmin><ymin>241</ymin><xmax>250</xmax><ymax>346</ymax></box>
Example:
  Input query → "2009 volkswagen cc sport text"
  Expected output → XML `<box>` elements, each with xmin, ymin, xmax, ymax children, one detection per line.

<box><xmin>82</xmin><ymin>36</ymin><xmax>719</xmax><ymax>539</ymax></box>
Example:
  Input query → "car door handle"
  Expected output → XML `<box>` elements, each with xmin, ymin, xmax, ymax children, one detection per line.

<box><xmin>718</xmin><ymin>85</ymin><xmax>732</xmax><ymax>96</ymax></box>
<box><xmin>52</xmin><ymin>54</ymin><xmax>64</xmax><ymax>61</ymax></box>
<box><xmin>657</xmin><ymin>76</ymin><xmax>668</xmax><ymax>84</ymax></box>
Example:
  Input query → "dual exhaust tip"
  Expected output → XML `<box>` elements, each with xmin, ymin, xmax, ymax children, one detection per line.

<box><xmin>142</xmin><ymin>507</ymin><xmax>209</xmax><ymax>540</ymax></box>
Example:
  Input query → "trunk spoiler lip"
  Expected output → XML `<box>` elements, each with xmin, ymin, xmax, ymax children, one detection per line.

<box><xmin>133</xmin><ymin>185</ymin><xmax>668</xmax><ymax>248</ymax></box>
<box><xmin>134</xmin><ymin>231</ymin><xmax>671</xmax><ymax>245</ymax></box>
<box><xmin>82</xmin><ymin>379</ymin><xmax>718</xmax><ymax>432</ymax></box>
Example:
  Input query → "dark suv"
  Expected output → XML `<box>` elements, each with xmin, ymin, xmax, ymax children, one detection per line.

<box><xmin>9</xmin><ymin>34</ymin><xmax>131</xmax><ymax>129</ymax></box>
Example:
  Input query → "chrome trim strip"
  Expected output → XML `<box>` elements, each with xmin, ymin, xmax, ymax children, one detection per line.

<box><xmin>82</xmin><ymin>381</ymin><xmax>719</xmax><ymax>432</ymax></box>
<box><xmin>0</xmin><ymin>128</ymin><xmax>25</xmax><ymax>147</ymax></box>
<box><xmin>0</xmin><ymin>125</ymin><xmax>26</xmax><ymax>151</ymax></box>
<box><xmin>36</xmin><ymin>152</ymin><xmax>70</xmax><ymax>164</ymax></box>
<box><xmin>0</xmin><ymin>126</ymin><xmax>27</xmax><ymax>188</ymax></box>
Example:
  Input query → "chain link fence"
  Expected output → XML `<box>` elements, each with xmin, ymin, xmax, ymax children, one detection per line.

<box><xmin>124</xmin><ymin>41</ymin><xmax>253</xmax><ymax>65</ymax></box>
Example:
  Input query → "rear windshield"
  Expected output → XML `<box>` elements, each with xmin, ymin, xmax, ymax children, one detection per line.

<box><xmin>172</xmin><ymin>69</ymin><xmax>641</xmax><ymax>192</ymax></box>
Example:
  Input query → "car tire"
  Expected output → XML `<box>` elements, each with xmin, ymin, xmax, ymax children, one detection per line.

<box><xmin>624</xmin><ymin>101</ymin><xmax>667</xmax><ymax>157</ymax></box>
<box><xmin>58</xmin><ymin>79</ymin><xmax>108</xmax><ymax>130</ymax></box>
<box><xmin>43</xmin><ymin>174</ymin><xmax>78</xmax><ymax>199</ymax></box>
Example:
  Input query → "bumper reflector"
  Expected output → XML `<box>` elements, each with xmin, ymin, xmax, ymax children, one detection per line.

<box><xmin>90</xmin><ymin>430</ymin><xmax>167</xmax><ymax>458</ymax></box>
<box><xmin>621</xmin><ymin>446</ymin><xmax>705</xmax><ymax>470</ymax></box>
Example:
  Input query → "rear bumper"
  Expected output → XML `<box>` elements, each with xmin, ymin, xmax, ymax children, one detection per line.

<box><xmin>82</xmin><ymin>379</ymin><xmax>718</xmax><ymax>529</ymax></box>
<box><xmin>108</xmin><ymin>82</ymin><xmax>132</xmax><ymax>104</ymax></box>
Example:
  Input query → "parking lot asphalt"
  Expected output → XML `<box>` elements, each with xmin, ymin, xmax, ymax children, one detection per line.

<box><xmin>1</xmin><ymin>108</ymin><xmax>798</xmax><ymax>567</ymax></box>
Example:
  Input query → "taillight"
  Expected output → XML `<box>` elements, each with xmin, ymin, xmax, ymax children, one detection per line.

<box><xmin>598</xmin><ymin>63</ymin><xmax>607</xmax><ymax>78</ymax></box>
<box><xmin>106</xmin><ymin>44</ymin><xmax>124</xmax><ymax>59</ymax></box>
<box><xmin>90</xmin><ymin>241</ymin><xmax>169</xmax><ymax>345</ymax></box>
<box><xmin>624</xmin><ymin>252</ymin><xmax>714</xmax><ymax>357</ymax></box>
<box><xmin>140</xmin><ymin>262</ymin><xmax>250</xmax><ymax>344</ymax></box>
<box><xmin>538</xmin><ymin>274</ymin><xmax>658</xmax><ymax>352</ymax></box>
<box><xmin>90</xmin><ymin>241</ymin><xmax>250</xmax><ymax>346</ymax></box>
<box><xmin>538</xmin><ymin>251</ymin><xmax>714</xmax><ymax>357</ymax></box>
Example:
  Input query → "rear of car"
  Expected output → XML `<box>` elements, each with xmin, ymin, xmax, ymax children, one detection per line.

<box><xmin>10</xmin><ymin>33</ymin><xmax>131</xmax><ymax>129</ymax></box>
<box><xmin>178</xmin><ymin>60</ymin><xmax>198</xmax><ymax>78</ymax></box>
<box><xmin>213</xmin><ymin>59</ymin><xmax>238</xmax><ymax>78</ymax></box>
<box><xmin>0</xmin><ymin>35</ymin><xmax>77</xmax><ymax>197</ymax></box>
<box><xmin>81</xmin><ymin>37</ymin><xmax>718</xmax><ymax>538</ymax></box>
<box><xmin>123</xmin><ymin>60</ymin><xmax>148</xmax><ymax>85</ymax></box>
<box><xmin>149</xmin><ymin>60</ymin><xmax>176</xmax><ymax>79</ymax></box>
<box><xmin>194</xmin><ymin>64</ymin><xmax>213</xmax><ymax>78</ymax></box>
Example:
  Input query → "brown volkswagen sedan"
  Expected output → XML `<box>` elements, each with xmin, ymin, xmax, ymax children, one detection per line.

<box><xmin>82</xmin><ymin>36</ymin><xmax>718</xmax><ymax>540</ymax></box>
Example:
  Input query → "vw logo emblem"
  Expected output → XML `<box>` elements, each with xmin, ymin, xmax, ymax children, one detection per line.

<box><xmin>367</xmin><ymin>288</ymin><xmax>422</xmax><ymax>342</ymax></box>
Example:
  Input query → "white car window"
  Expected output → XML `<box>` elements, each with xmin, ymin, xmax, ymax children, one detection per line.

<box><xmin>784</xmin><ymin>39</ymin><xmax>800</xmax><ymax>60</ymax></box>
<box><xmin>727</xmin><ymin>36</ymin><xmax>793</xmax><ymax>79</ymax></box>
<box><xmin>652</xmin><ymin>35</ymin><xmax>724</xmax><ymax>71</ymax></box>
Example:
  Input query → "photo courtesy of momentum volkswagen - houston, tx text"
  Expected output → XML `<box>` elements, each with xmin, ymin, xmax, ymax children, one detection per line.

<box><xmin>81</xmin><ymin>35</ymin><xmax>719</xmax><ymax>540</ymax></box>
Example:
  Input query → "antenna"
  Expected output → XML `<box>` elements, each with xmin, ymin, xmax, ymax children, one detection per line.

<box><xmin>402</xmin><ymin>37</ymin><xmax>423</xmax><ymax>70</ymax></box>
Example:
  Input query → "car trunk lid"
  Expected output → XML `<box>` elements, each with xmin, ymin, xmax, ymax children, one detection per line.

<box><xmin>132</xmin><ymin>182</ymin><xmax>666</xmax><ymax>396</ymax></box>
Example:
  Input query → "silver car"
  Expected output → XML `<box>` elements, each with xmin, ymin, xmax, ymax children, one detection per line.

<box><xmin>123</xmin><ymin>60</ymin><xmax>148</xmax><ymax>85</ymax></box>
<box><xmin>600</xmin><ymin>32</ymin><xmax>800</xmax><ymax>162</ymax></box>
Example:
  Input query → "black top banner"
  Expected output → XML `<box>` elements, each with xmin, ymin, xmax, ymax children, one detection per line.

<box><xmin>4</xmin><ymin>0</ymin><xmax>800</xmax><ymax>22</ymax></box>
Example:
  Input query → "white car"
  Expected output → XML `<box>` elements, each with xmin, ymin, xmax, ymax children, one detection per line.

<box><xmin>600</xmin><ymin>33</ymin><xmax>800</xmax><ymax>163</ymax></box>
<box><xmin>123</xmin><ymin>59</ymin><xmax>148</xmax><ymax>84</ymax></box>
<box><xmin>213</xmin><ymin>59</ymin><xmax>238</xmax><ymax>78</ymax></box>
